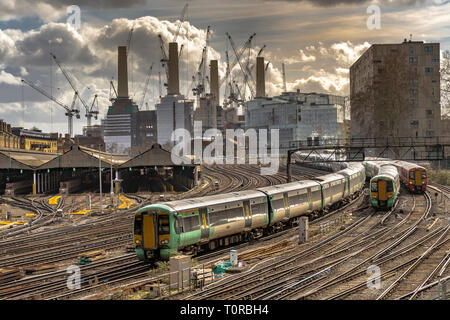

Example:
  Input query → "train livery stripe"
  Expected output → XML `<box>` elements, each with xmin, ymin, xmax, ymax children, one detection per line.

<box><xmin>143</xmin><ymin>214</ymin><xmax>157</xmax><ymax>249</ymax></box>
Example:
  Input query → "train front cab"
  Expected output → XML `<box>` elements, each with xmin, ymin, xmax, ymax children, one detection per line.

<box><xmin>134</xmin><ymin>209</ymin><xmax>171</xmax><ymax>262</ymax></box>
<box><xmin>370</xmin><ymin>177</ymin><xmax>395</xmax><ymax>209</ymax></box>
<box><xmin>407</xmin><ymin>168</ymin><xmax>427</xmax><ymax>193</ymax></box>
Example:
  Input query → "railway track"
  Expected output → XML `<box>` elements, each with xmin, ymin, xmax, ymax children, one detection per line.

<box><xmin>184</xmin><ymin>189</ymin><xmax>448</xmax><ymax>300</ymax></box>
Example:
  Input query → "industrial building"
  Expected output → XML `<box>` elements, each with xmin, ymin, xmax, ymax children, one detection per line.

<box><xmin>245</xmin><ymin>57</ymin><xmax>347</xmax><ymax>151</ymax></box>
<box><xmin>156</xmin><ymin>42</ymin><xmax>194</xmax><ymax>146</ymax></box>
<box><xmin>350</xmin><ymin>40</ymin><xmax>441</xmax><ymax>141</ymax></box>
<box><xmin>11</xmin><ymin>127</ymin><xmax>58</xmax><ymax>153</ymax></box>
<box><xmin>75</xmin><ymin>125</ymin><xmax>105</xmax><ymax>152</ymax></box>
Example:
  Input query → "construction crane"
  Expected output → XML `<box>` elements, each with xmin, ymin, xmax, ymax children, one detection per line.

<box><xmin>173</xmin><ymin>3</ymin><xmax>188</xmax><ymax>42</ymax></box>
<box><xmin>226</xmin><ymin>32</ymin><xmax>256</xmax><ymax>99</ymax></box>
<box><xmin>109</xmin><ymin>80</ymin><xmax>118</xmax><ymax>101</ymax></box>
<box><xmin>158</xmin><ymin>34</ymin><xmax>169</xmax><ymax>88</ymax></box>
<box><xmin>191</xmin><ymin>26</ymin><xmax>211</xmax><ymax>106</ymax></box>
<box><xmin>50</xmin><ymin>52</ymin><xmax>98</xmax><ymax>127</ymax></box>
<box><xmin>219</xmin><ymin>33</ymin><xmax>256</xmax><ymax>94</ymax></box>
<box><xmin>22</xmin><ymin>79</ymin><xmax>80</xmax><ymax>137</ymax></box>
<box><xmin>140</xmin><ymin>62</ymin><xmax>154</xmax><ymax>108</ymax></box>
<box><xmin>282</xmin><ymin>62</ymin><xmax>287</xmax><ymax>92</ymax></box>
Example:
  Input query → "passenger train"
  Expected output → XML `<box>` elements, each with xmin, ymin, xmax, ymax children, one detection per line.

<box><xmin>134</xmin><ymin>162</ymin><xmax>366</xmax><ymax>262</ymax></box>
<box><xmin>134</xmin><ymin>153</ymin><xmax>428</xmax><ymax>262</ymax></box>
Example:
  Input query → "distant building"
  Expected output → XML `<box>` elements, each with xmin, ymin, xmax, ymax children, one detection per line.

<box><xmin>75</xmin><ymin>125</ymin><xmax>105</xmax><ymax>151</ymax></box>
<box><xmin>11</xmin><ymin>126</ymin><xmax>58</xmax><ymax>153</ymax></box>
<box><xmin>0</xmin><ymin>120</ymin><xmax>20</xmax><ymax>149</ymax></box>
<box><xmin>194</xmin><ymin>95</ymin><xmax>217</xmax><ymax>132</ymax></box>
<box><xmin>350</xmin><ymin>40</ymin><xmax>441</xmax><ymax>141</ymax></box>
<box><xmin>156</xmin><ymin>95</ymin><xmax>193</xmax><ymax>147</ymax></box>
<box><xmin>245</xmin><ymin>91</ymin><xmax>346</xmax><ymax>151</ymax></box>
<box><xmin>136</xmin><ymin>110</ymin><xmax>157</xmax><ymax>149</ymax></box>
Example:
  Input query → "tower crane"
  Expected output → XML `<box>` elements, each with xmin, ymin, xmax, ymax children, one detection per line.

<box><xmin>190</xmin><ymin>26</ymin><xmax>211</xmax><ymax>107</ymax></box>
<box><xmin>219</xmin><ymin>32</ymin><xmax>256</xmax><ymax>100</ymax></box>
<box><xmin>22</xmin><ymin>79</ymin><xmax>80</xmax><ymax>137</ymax></box>
<box><xmin>282</xmin><ymin>62</ymin><xmax>287</xmax><ymax>92</ymax></box>
<box><xmin>226</xmin><ymin>33</ymin><xmax>256</xmax><ymax>99</ymax></box>
<box><xmin>50</xmin><ymin>53</ymin><xmax>98</xmax><ymax>127</ymax></box>
<box><xmin>109</xmin><ymin>80</ymin><xmax>118</xmax><ymax>101</ymax></box>
<box><xmin>140</xmin><ymin>62</ymin><xmax>154</xmax><ymax>108</ymax></box>
<box><xmin>158</xmin><ymin>34</ymin><xmax>169</xmax><ymax>88</ymax></box>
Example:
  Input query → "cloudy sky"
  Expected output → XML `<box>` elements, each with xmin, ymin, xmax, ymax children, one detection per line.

<box><xmin>0</xmin><ymin>0</ymin><xmax>449</xmax><ymax>135</ymax></box>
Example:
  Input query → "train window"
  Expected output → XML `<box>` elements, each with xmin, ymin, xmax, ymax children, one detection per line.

<box><xmin>387</xmin><ymin>182</ymin><xmax>393</xmax><ymax>192</ymax></box>
<box><xmin>183</xmin><ymin>215</ymin><xmax>201</xmax><ymax>232</ymax></box>
<box><xmin>158</xmin><ymin>215</ymin><xmax>170</xmax><ymax>235</ymax></box>
<box><xmin>421</xmin><ymin>172</ymin><xmax>426</xmax><ymax>179</ymax></box>
<box><xmin>174</xmin><ymin>216</ymin><xmax>184</xmax><ymax>234</ymax></box>
<box><xmin>409</xmin><ymin>171</ymin><xmax>415</xmax><ymax>179</ymax></box>
<box><xmin>209</xmin><ymin>211</ymin><xmax>228</xmax><ymax>227</ymax></box>
<box><xmin>134</xmin><ymin>216</ymin><xmax>142</xmax><ymax>235</ymax></box>
<box><xmin>227</xmin><ymin>207</ymin><xmax>244</xmax><ymax>221</ymax></box>
<box><xmin>371</xmin><ymin>182</ymin><xmax>378</xmax><ymax>192</ymax></box>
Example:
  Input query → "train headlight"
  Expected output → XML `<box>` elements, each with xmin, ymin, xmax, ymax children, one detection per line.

<box><xmin>161</xmin><ymin>239</ymin><xmax>169</xmax><ymax>245</ymax></box>
<box><xmin>135</xmin><ymin>239</ymin><xmax>141</xmax><ymax>245</ymax></box>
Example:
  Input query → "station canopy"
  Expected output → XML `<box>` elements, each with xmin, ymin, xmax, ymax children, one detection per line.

<box><xmin>37</xmin><ymin>145</ymin><xmax>131</xmax><ymax>170</ymax></box>
<box><xmin>0</xmin><ymin>148</ymin><xmax>58</xmax><ymax>170</ymax></box>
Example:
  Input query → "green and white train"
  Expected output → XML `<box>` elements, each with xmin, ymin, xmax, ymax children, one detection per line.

<box><xmin>134</xmin><ymin>163</ymin><xmax>366</xmax><ymax>262</ymax></box>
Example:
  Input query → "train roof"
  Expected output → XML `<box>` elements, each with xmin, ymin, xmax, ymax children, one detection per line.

<box><xmin>375</xmin><ymin>164</ymin><xmax>398</xmax><ymax>178</ymax></box>
<box><xmin>257</xmin><ymin>180</ymin><xmax>320</xmax><ymax>195</ymax></box>
<box><xmin>392</xmin><ymin>160</ymin><xmax>427</xmax><ymax>171</ymax></box>
<box><xmin>142</xmin><ymin>189</ymin><xmax>266</xmax><ymax>213</ymax></box>
<box><xmin>310</xmin><ymin>173</ymin><xmax>345</xmax><ymax>183</ymax></box>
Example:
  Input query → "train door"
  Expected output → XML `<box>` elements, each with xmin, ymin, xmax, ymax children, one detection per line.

<box><xmin>283</xmin><ymin>193</ymin><xmax>290</xmax><ymax>220</ymax></box>
<box><xmin>243</xmin><ymin>200</ymin><xmax>252</xmax><ymax>228</ymax></box>
<box><xmin>199</xmin><ymin>207</ymin><xmax>210</xmax><ymax>241</ymax></box>
<box><xmin>415</xmin><ymin>170</ymin><xmax>422</xmax><ymax>186</ymax></box>
<box><xmin>378</xmin><ymin>180</ymin><xmax>387</xmax><ymax>201</ymax></box>
<box><xmin>142</xmin><ymin>212</ymin><xmax>158</xmax><ymax>250</ymax></box>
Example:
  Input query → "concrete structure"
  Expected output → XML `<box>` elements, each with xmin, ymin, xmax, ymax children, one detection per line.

<box><xmin>103</xmin><ymin>46</ymin><xmax>140</xmax><ymax>154</ymax></box>
<box><xmin>245</xmin><ymin>91</ymin><xmax>346</xmax><ymax>151</ymax></box>
<box><xmin>169</xmin><ymin>255</ymin><xmax>191</xmax><ymax>290</ymax></box>
<box><xmin>117</xmin><ymin>46</ymin><xmax>128</xmax><ymax>98</ymax></box>
<box><xmin>194</xmin><ymin>95</ymin><xmax>217</xmax><ymax>132</ymax></box>
<box><xmin>168</xmin><ymin>42</ymin><xmax>180</xmax><ymax>96</ymax></box>
<box><xmin>210</xmin><ymin>60</ymin><xmax>220</xmax><ymax>109</ymax></box>
<box><xmin>256</xmin><ymin>57</ymin><xmax>266</xmax><ymax>98</ymax></box>
<box><xmin>156</xmin><ymin>96</ymin><xmax>193</xmax><ymax>147</ymax></box>
<box><xmin>350</xmin><ymin>40</ymin><xmax>441</xmax><ymax>141</ymax></box>
<box><xmin>298</xmin><ymin>216</ymin><xmax>308</xmax><ymax>243</ymax></box>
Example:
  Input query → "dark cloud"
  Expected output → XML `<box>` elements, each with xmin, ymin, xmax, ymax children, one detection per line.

<box><xmin>265</xmin><ymin>0</ymin><xmax>432</xmax><ymax>6</ymax></box>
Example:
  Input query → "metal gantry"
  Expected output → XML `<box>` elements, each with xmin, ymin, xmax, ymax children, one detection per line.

<box><xmin>286</xmin><ymin>136</ymin><xmax>450</xmax><ymax>182</ymax></box>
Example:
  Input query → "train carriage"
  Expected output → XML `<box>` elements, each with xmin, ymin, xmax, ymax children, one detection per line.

<box><xmin>369</xmin><ymin>164</ymin><xmax>400</xmax><ymax>209</ymax></box>
<box><xmin>392</xmin><ymin>160</ymin><xmax>427</xmax><ymax>193</ymax></box>
<box><xmin>314</xmin><ymin>173</ymin><xmax>347</xmax><ymax>208</ymax></box>
<box><xmin>339</xmin><ymin>164</ymin><xmax>366</xmax><ymax>196</ymax></box>
<box><xmin>257</xmin><ymin>180</ymin><xmax>322</xmax><ymax>226</ymax></box>
<box><xmin>134</xmin><ymin>190</ymin><xmax>269</xmax><ymax>261</ymax></box>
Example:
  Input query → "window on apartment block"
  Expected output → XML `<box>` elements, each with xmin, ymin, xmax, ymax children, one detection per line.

<box><xmin>425</xmin><ymin>67</ymin><xmax>433</xmax><ymax>73</ymax></box>
<box><xmin>424</xmin><ymin>46</ymin><xmax>433</xmax><ymax>54</ymax></box>
<box><xmin>409</xmin><ymin>47</ymin><xmax>414</xmax><ymax>55</ymax></box>
<box><xmin>410</xmin><ymin>89</ymin><xmax>418</xmax><ymax>95</ymax></box>
<box><xmin>409</xmin><ymin>57</ymin><xmax>418</xmax><ymax>63</ymax></box>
